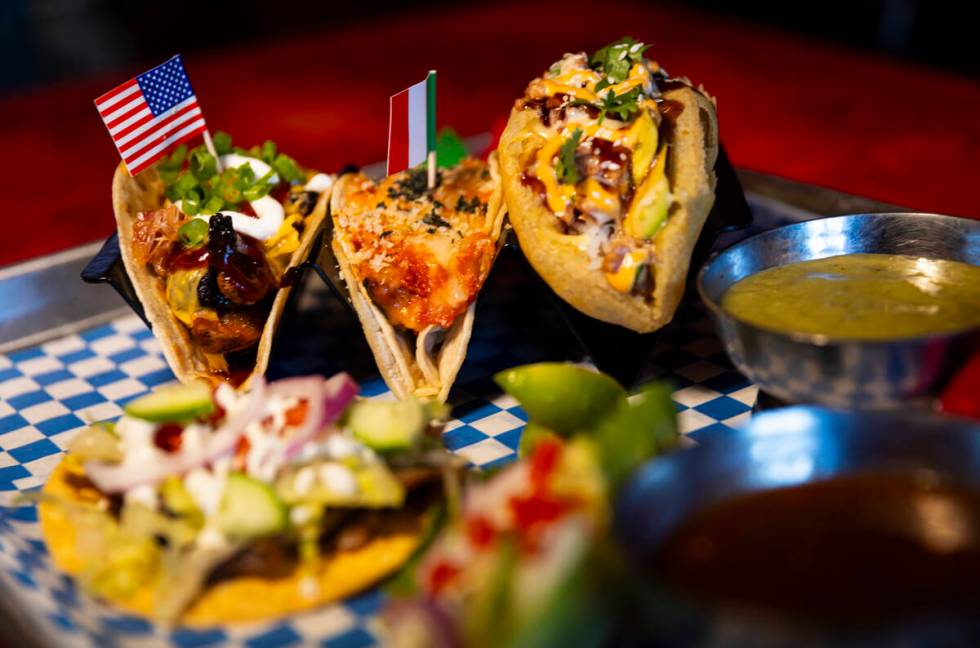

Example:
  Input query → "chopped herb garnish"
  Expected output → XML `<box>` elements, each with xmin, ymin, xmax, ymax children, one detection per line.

<box><xmin>436</xmin><ymin>128</ymin><xmax>468</xmax><ymax>169</ymax></box>
<box><xmin>376</xmin><ymin>201</ymin><xmax>387</xmax><ymax>209</ymax></box>
<box><xmin>589</xmin><ymin>36</ymin><xmax>649</xmax><ymax>83</ymax></box>
<box><xmin>380</xmin><ymin>230</ymin><xmax>393</xmax><ymax>238</ymax></box>
<box><xmin>178</xmin><ymin>218</ymin><xmax>208</xmax><ymax>248</ymax></box>
<box><xmin>548</xmin><ymin>62</ymin><xmax>562</xmax><ymax>76</ymax></box>
<box><xmin>389</xmin><ymin>167</ymin><xmax>430</xmax><ymax>201</ymax></box>
<box><xmin>212</xmin><ymin>131</ymin><xmax>232</xmax><ymax>155</ymax></box>
<box><xmin>160</xmin><ymin>133</ymin><xmax>288</xmax><ymax>214</ymax></box>
<box><xmin>454</xmin><ymin>195</ymin><xmax>483</xmax><ymax>213</ymax></box>
<box><xmin>570</xmin><ymin>86</ymin><xmax>642</xmax><ymax>125</ymax></box>
<box><xmin>556</xmin><ymin>128</ymin><xmax>583</xmax><ymax>185</ymax></box>
<box><xmin>423</xmin><ymin>211</ymin><xmax>451</xmax><ymax>228</ymax></box>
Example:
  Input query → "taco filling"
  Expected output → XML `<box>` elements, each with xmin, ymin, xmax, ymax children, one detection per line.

<box><xmin>125</xmin><ymin>134</ymin><xmax>333</xmax><ymax>384</ymax></box>
<box><xmin>330</xmin><ymin>159</ymin><xmax>505</xmax><ymax>400</ymax></box>
<box><xmin>38</xmin><ymin>375</ymin><xmax>454</xmax><ymax>624</ymax></box>
<box><xmin>515</xmin><ymin>38</ymin><xmax>691</xmax><ymax>298</ymax></box>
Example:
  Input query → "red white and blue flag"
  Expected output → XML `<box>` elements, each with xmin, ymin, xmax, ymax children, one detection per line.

<box><xmin>95</xmin><ymin>55</ymin><xmax>208</xmax><ymax>176</ymax></box>
<box><xmin>387</xmin><ymin>71</ymin><xmax>437</xmax><ymax>176</ymax></box>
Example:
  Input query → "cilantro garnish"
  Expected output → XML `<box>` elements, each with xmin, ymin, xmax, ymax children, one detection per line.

<box><xmin>556</xmin><ymin>128</ymin><xmax>583</xmax><ymax>185</ymax></box>
<box><xmin>598</xmin><ymin>87</ymin><xmax>642</xmax><ymax>124</ymax></box>
<box><xmin>589</xmin><ymin>36</ymin><xmax>650</xmax><ymax>83</ymax></box>
<box><xmin>570</xmin><ymin>86</ymin><xmax>642</xmax><ymax>125</ymax></box>
<box><xmin>436</xmin><ymin>127</ymin><xmax>468</xmax><ymax>169</ymax></box>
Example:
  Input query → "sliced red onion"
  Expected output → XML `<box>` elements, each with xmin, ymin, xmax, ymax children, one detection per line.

<box><xmin>84</xmin><ymin>377</ymin><xmax>267</xmax><ymax>493</ymax></box>
<box><xmin>274</xmin><ymin>372</ymin><xmax>359</xmax><ymax>461</ymax></box>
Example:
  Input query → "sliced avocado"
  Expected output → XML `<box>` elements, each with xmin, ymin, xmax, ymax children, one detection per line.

<box><xmin>124</xmin><ymin>382</ymin><xmax>214</xmax><ymax>423</ymax></box>
<box><xmin>628</xmin><ymin>108</ymin><xmax>659</xmax><ymax>185</ymax></box>
<box><xmin>624</xmin><ymin>147</ymin><xmax>670</xmax><ymax>240</ymax></box>
<box><xmin>494</xmin><ymin>363</ymin><xmax>624</xmax><ymax>435</ymax></box>
<box><xmin>215</xmin><ymin>472</ymin><xmax>287</xmax><ymax>540</ymax></box>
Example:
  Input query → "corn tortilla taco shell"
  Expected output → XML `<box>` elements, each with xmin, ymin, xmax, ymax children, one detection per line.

<box><xmin>329</xmin><ymin>157</ymin><xmax>506</xmax><ymax>401</ymax></box>
<box><xmin>39</xmin><ymin>459</ymin><xmax>427</xmax><ymax>625</ymax></box>
<box><xmin>112</xmin><ymin>163</ymin><xmax>330</xmax><ymax>389</ymax></box>
<box><xmin>497</xmin><ymin>86</ymin><xmax>719</xmax><ymax>333</ymax></box>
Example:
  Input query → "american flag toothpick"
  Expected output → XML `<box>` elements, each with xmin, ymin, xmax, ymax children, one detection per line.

<box><xmin>94</xmin><ymin>55</ymin><xmax>209</xmax><ymax>176</ymax></box>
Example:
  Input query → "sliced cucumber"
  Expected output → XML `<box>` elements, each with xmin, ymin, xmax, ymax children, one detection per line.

<box><xmin>215</xmin><ymin>473</ymin><xmax>287</xmax><ymax>540</ymax></box>
<box><xmin>124</xmin><ymin>382</ymin><xmax>214</xmax><ymax>422</ymax></box>
<box><xmin>348</xmin><ymin>397</ymin><xmax>425</xmax><ymax>451</ymax></box>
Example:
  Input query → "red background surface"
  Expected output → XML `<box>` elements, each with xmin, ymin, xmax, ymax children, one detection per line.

<box><xmin>0</xmin><ymin>0</ymin><xmax>978</xmax><ymax>268</ymax></box>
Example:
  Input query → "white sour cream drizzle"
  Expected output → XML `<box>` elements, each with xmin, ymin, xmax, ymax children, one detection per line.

<box><xmin>179</xmin><ymin>154</ymin><xmax>283</xmax><ymax>241</ymax></box>
<box><xmin>175</xmin><ymin>157</ymin><xmax>332</xmax><ymax>242</ymax></box>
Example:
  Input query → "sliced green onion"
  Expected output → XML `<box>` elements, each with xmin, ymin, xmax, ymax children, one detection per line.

<box><xmin>212</xmin><ymin>131</ymin><xmax>232</xmax><ymax>155</ymax></box>
<box><xmin>272</xmin><ymin>153</ymin><xmax>303</xmax><ymax>183</ymax></box>
<box><xmin>182</xmin><ymin>186</ymin><xmax>205</xmax><ymax>215</ymax></box>
<box><xmin>243</xmin><ymin>183</ymin><xmax>272</xmax><ymax>202</ymax></box>
<box><xmin>234</xmin><ymin>162</ymin><xmax>255</xmax><ymax>189</ymax></box>
<box><xmin>260</xmin><ymin>140</ymin><xmax>277</xmax><ymax>164</ymax></box>
<box><xmin>178</xmin><ymin>219</ymin><xmax>208</xmax><ymax>248</ymax></box>
<box><xmin>190</xmin><ymin>148</ymin><xmax>217</xmax><ymax>181</ymax></box>
<box><xmin>158</xmin><ymin>145</ymin><xmax>187</xmax><ymax>171</ymax></box>
<box><xmin>201</xmin><ymin>195</ymin><xmax>225</xmax><ymax>215</ymax></box>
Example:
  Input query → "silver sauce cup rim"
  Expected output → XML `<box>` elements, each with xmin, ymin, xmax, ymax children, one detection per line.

<box><xmin>696</xmin><ymin>212</ymin><xmax>980</xmax><ymax>346</ymax></box>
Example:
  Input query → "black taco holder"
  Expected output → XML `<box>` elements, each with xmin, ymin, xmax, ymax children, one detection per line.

<box><xmin>81</xmin><ymin>144</ymin><xmax>751</xmax><ymax>389</ymax></box>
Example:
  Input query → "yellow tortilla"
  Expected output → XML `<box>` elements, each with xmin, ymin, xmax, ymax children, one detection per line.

<box><xmin>112</xmin><ymin>163</ymin><xmax>330</xmax><ymax>389</ymax></box>
<box><xmin>497</xmin><ymin>86</ymin><xmax>719</xmax><ymax>333</ymax></box>
<box><xmin>329</xmin><ymin>158</ymin><xmax>506</xmax><ymax>401</ymax></box>
<box><xmin>39</xmin><ymin>460</ymin><xmax>425</xmax><ymax>625</ymax></box>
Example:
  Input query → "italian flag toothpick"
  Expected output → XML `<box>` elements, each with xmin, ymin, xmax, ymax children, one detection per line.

<box><xmin>387</xmin><ymin>71</ymin><xmax>437</xmax><ymax>184</ymax></box>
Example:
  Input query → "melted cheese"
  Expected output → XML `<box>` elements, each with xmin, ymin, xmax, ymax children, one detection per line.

<box><xmin>605</xmin><ymin>250</ymin><xmax>648</xmax><ymax>293</ymax></box>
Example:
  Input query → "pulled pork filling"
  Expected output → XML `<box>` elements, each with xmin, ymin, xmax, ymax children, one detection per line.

<box><xmin>132</xmin><ymin>181</ymin><xmax>322</xmax><ymax>366</ymax></box>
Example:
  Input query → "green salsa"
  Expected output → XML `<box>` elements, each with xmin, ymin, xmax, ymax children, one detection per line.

<box><xmin>721</xmin><ymin>253</ymin><xmax>980</xmax><ymax>340</ymax></box>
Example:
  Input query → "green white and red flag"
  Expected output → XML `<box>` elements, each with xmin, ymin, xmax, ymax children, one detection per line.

<box><xmin>387</xmin><ymin>71</ymin><xmax>437</xmax><ymax>177</ymax></box>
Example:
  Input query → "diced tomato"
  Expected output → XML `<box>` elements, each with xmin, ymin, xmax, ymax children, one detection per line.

<box><xmin>206</xmin><ymin>396</ymin><xmax>226</xmax><ymax>426</ymax></box>
<box><xmin>426</xmin><ymin>560</ymin><xmax>462</xmax><ymax>597</ymax></box>
<box><xmin>528</xmin><ymin>438</ymin><xmax>562</xmax><ymax>492</ymax></box>
<box><xmin>285</xmin><ymin>399</ymin><xmax>309</xmax><ymax>427</ymax></box>
<box><xmin>466</xmin><ymin>515</ymin><xmax>497</xmax><ymax>549</ymax></box>
<box><xmin>233</xmin><ymin>436</ymin><xmax>251</xmax><ymax>471</ymax></box>
<box><xmin>153</xmin><ymin>423</ymin><xmax>184</xmax><ymax>453</ymax></box>
<box><xmin>510</xmin><ymin>491</ymin><xmax>570</xmax><ymax>533</ymax></box>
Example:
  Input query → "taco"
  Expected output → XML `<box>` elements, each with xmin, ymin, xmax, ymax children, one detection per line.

<box><xmin>497</xmin><ymin>37</ymin><xmax>719</xmax><ymax>333</ymax></box>
<box><xmin>113</xmin><ymin>134</ymin><xmax>334</xmax><ymax>388</ymax></box>
<box><xmin>330</xmin><ymin>159</ymin><xmax>506</xmax><ymax>401</ymax></box>
<box><xmin>38</xmin><ymin>375</ymin><xmax>453</xmax><ymax>624</ymax></box>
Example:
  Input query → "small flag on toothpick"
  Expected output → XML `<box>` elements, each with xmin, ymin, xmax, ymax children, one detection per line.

<box><xmin>387</xmin><ymin>71</ymin><xmax>437</xmax><ymax>186</ymax></box>
<box><xmin>94</xmin><ymin>55</ymin><xmax>210</xmax><ymax>176</ymax></box>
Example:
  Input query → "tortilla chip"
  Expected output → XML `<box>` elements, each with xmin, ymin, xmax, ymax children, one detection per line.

<box><xmin>39</xmin><ymin>460</ymin><xmax>425</xmax><ymax>625</ymax></box>
<box><xmin>497</xmin><ymin>86</ymin><xmax>719</xmax><ymax>333</ymax></box>
<box><xmin>112</xmin><ymin>164</ymin><xmax>330</xmax><ymax>389</ymax></box>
